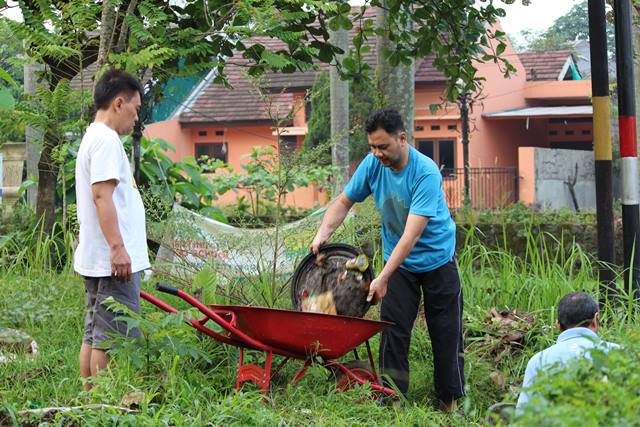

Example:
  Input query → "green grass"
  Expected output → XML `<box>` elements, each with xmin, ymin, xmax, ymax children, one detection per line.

<box><xmin>0</xmin><ymin>233</ymin><xmax>638</xmax><ymax>425</ymax></box>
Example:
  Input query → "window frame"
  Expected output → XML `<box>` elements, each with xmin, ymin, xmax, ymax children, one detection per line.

<box><xmin>194</xmin><ymin>142</ymin><xmax>228</xmax><ymax>164</ymax></box>
<box><xmin>415</xmin><ymin>138</ymin><xmax>457</xmax><ymax>173</ymax></box>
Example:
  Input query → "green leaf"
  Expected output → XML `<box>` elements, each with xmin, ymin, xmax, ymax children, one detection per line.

<box><xmin>317</xmin><ymin>43</ymin><xmax>334</xmax><ymax>63</ymax></box>
<box><xmin>0</xmin><ymin>68</ymin><xmax>17</xmax><ymax>88</ymax></box>
<box><xmin>496</xmin><ymin>42</ymin><xmax>506</xmax><ymax>56</ymax></box>
<box><xmin>342</xmin><ymin>56</ymin><xmax>357</xmax><ymax>72</ymax></box>
<box><xmin>260</xmin><ymin>50</ymin><xmax>290</xmax><ymax>69</ymax></box>
<box><xmin>0</xmin><ymin>86</ymin><xmax>15</xmax><ymax>110</ymax></box>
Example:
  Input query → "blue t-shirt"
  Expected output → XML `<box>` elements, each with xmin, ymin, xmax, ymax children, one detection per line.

<box><xmin>344</xmin><ymin>146</ymin><xmax>456</xmax><ymax>273</ymax></box>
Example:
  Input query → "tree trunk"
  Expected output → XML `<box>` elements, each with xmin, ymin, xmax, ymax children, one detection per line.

<box><xmin>330</xmin><ymin>28</ymin><xmax>350</xmax><ymax>194</ymax></box>
<box><xmin>24</xmin><ymin>61</ymin><xmax>45</xmax><ymax>210</ymax></box>
<box><xmin>115</xmin><ymin>0</ymin><xmax>138</xmax><ymax>53</ymax></box>
<box><xmin>376</xmin><ymin>2</ymin><xmax>415</xmax><ymax>144</ymax></box>
<box><xmin>460</xmin><ymin>95</ymin><xmax>470</xmax><ymax>207</ymax></box>
<box><xmin>35</xmin><ymin>132</ymin><xmax>60</xmax><ymax>236</ymax></box>
<box><xmin>95</xmin><ymin>0</ymin><xmax>118</xmax><ymax>81</ymax></box>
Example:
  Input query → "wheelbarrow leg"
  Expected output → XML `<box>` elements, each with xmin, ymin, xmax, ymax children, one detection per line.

<box><xmin>236</xmin><ymin>348</ymin><xmax>273</xmax><ymax>391</ymax></box>
<box><xmin>365</xmin><ymin>340</ymin><xmax>380</xmax><ymax>383</ymax></box>
<box><xmin>290</xmin><ymin>359</ymin><xmax>312</xmax><ymax>384</ymax></box>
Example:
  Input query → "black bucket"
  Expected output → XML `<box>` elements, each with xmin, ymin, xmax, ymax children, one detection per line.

<box><xmin>290</xmin><ymin>243</ymin><xmax>375</xmax><ymax>318</ymax></box>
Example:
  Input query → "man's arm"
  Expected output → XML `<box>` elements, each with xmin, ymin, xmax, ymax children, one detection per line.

<box><xmin>92</xmin><ymin>180</ymin><xmax>132</xmax><ymax>281</ymax></box>
<box><xmin>367</xmin><ymin>214</ymin><xmax>428</xmax><ymax>302</ymax></box>
<box><xmin>311</xmin><ymin>193</ymin><xmax>354</xmax><ymax>254</ymax></box>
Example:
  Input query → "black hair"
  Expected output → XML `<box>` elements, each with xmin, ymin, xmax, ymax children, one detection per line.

<box><xmin>557</xmin><ymin>291</ymin><xmax>599</xmax><ymax>330</ymax></box>
<box><xmin>93</xmin><ymin>68</ymin><xmax>143</xmax><ymax>111</ymax></box>
<box><xmin>364</xmin><ymin>108</ymin><xmax>405</xmax><ymax>135</ymax></box>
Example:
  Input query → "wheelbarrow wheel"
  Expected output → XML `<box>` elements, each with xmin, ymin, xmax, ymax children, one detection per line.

<box><xmin>332</xmin><ymin>360</ymin><xmax>379</xmax><ymax>392</ymax></box>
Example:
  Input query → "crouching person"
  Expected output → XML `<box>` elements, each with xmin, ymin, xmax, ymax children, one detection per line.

<box><xmin>516</xmin><ymin>291</ymin><xmax>618</xmax><ymax>409</ymax></box>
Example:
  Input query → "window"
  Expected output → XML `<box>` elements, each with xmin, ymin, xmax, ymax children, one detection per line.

<box><xmin>305</xmin><ymin>98</ymin><xmax>312</xmax><ymax>123</ymax></box>
<box><xmin>195</xmin><ymin>142</ymin><xmax>227</xmax><ymax>164</ymax></box>
<box><xmin>431</xmin><ymin>125</ymin><xmax>440</xmax><ymax>131</ymax></box>
<box><xmin>280</xmin><ymin>135</ymin><xmax>298</xmax><ymax>155</ymax></box>
<box><xmin>198</xmin><ymin>130</ymin><xmax>208</xmax><ymax>136</ymax></box>
<box><xmin>447</xmin><ymin>124</ymin><xmax>457</xmax><ymax>131</ymax></box>
<box><xmin>416</xmin><ymin>139</ymin><xmax>455</xmax><ymax>170</ymax></box>
<box><xmin>550</xmin><ymin>141</ymin><xmax>593</xmax><ymax>151</ymax></box>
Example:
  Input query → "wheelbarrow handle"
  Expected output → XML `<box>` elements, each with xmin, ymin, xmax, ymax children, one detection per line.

<box><xmin>156</xmin><ymin>283</ymin><xmax>179</xmax><ymax>296</ymax></box>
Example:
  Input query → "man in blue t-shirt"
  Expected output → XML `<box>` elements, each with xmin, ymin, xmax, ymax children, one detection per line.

<box><xmin>311</xmin><ymin>109</ymin><xmax>464</xmax><ymax>412</ymax></box>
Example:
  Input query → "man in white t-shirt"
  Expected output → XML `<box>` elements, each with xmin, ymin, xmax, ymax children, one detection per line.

<box><xmin>74</xmin><ymin>68</ymin><xmax>150</xmax><ymax>390</ymax></box>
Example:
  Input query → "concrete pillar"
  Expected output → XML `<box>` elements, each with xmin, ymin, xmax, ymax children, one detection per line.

<box><xmin>0</xmin><ymin>142</ymin><xmax>27</xmax><ymax>214</ymax></box>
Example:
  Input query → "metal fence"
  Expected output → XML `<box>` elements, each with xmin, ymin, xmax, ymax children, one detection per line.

<box><xmin>441</xmin><ymin>167</ymin><xmax>518</xmax><ymax>210</ymax></box>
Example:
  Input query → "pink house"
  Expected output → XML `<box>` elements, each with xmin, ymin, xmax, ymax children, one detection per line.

<box><xmin>145</xmin><ymin>28</ymin><xmax>592</xmax><ymax>210</ymax></box>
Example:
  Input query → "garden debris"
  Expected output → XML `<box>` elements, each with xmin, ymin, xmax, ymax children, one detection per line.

<box><xmin>292</xmin><ymin>245</ymin><xmax>373</xmax><ymax>317</ymax></box>
<box><xmin>16</xmin><ymin>404</ymin><xmax>137</xmax><ymax>421</ymax></box>
<box><xmin>121</xmin><ymin>391</ymin><xmax>146</xmax><ymax>409</ymax></box>
<box><xmin>345</xmin><ymin>254</ymin><xmax>369</xmax><ymax>273</ymax></box>
<box><xmin>301</xmin><ymin>291</ymin><xmax>337</xmax><ymax>315</ymax></box>
<box><xmin>489</xmin><ymin>371</ymin><xmax>507</xmax><ymax>389</ymax></box>
<box><xmin>485</xmin><ymin>402</ymin><xmax>515</xmax><ymax>426</ymax></box>
<box><xmin>0</xmin><ymin>328</ymin><xmax>38</xmax><ymax>363</ymax></box>
<box><xmin>471</xmin><ymin>308</ymin><xmax>536</xmax><ymax>365</ymax></box>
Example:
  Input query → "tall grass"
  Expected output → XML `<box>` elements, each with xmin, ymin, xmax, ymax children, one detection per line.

<box><xmin>0</xmin><ymin>218</ymin><xmax>76</xmax><ymax>275</ymax></box>
<box><xmin>458</xmin><ymin>223</ymin><xmax>614</xmax><ymax>322</ymax></box>
<box><xmin>0</xmin><ymin>211</ymin><xmax>638</xmax><ymax>425</ymax></box>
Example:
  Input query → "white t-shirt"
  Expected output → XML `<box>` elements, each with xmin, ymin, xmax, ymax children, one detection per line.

<box><xmin>73</xmin><ymin>122</ymin><xmax>150</xmax><ymax>277</ymax></box>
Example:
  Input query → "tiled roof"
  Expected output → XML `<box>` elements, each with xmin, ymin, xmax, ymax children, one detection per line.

<box><xmin>517</xmin><ymin>50</ymin><xmax>573</xmax><ymax>81</ymax></box>
<box><xmin>180</xmin><ymin>47</ymin><xmax>446</xmax><ymax>124</ymax></box>
<box><xmin>180</xmin><ymin>56</ymin><xmax>295</xmax><ymax>124</ymax></box>
<box><xmin>415</xmin><ymin>56</ymin><xmax>445</xmax><ymax>83</ymax></box>
<box><xmin>179</xmin><ymin>11</ymin><xmax>446</xmax><ymax>124</ymax></box>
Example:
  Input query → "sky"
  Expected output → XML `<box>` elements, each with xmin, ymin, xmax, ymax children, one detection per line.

<box><xmin>498</xmin><ymin>0</ymin><xmax>583</xmax><ymax>45</ymax></box>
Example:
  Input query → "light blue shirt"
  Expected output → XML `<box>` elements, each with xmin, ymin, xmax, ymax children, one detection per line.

<box><xmin>516</xmin><ymin>327</ymin><xmax>618</xmax><ymax>409</ymax></box>
<box><xmin>344</xmin><ymin>146</ymin><xmax>456</xmax><ymax>272</ymax></box>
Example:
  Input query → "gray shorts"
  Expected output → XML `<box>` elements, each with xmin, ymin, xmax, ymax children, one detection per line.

<box><xmin>82</xmin><ymin>272</ymin><xmax>141</xmax><ymax>349</ymax></box>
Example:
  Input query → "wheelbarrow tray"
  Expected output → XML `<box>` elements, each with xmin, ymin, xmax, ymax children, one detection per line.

<box><xmin>142</xmin><ymin>286</ymin><xmax>397</xmax><ymax>396</ymax></box>
<box><xmin>209</xmin><ymin>304</ymin><xmax>391</xmax><ymax>360</ymax></box>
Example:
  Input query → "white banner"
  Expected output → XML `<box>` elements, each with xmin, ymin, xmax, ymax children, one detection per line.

<box><xmin>155</xmin><ymin>204</ymin><xmax>328</xmax><ymax>279</ymax></box>
<box><xmin>0</xmin><ymin>153</ymin><xmax>3</xmax><ymax>206</ymax></box>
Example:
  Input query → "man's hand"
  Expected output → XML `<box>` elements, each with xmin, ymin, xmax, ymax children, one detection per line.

<box><xmin>110</xmin><ymin>244</ymin><xmax>132</xmax><ymax>282</ymax></box>
<box><xmin>310</xmin><ymin>193</ymin><xmax>354</xmax><ymax>255</ymax></box>
<box><xmin>367</xmin><ymin>276</ymin><xmax>389</xmax><ymax>304</ymax></box>
<box><xmin>311</xmin><ymin>233</ymin><xmax>327</xmax><ymax>255</ymax></box>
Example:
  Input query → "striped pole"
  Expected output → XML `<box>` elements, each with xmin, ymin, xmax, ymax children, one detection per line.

<box><xmin>614</xmin><ymin>0</ymin><xmax>640</xmax><ymax>298</ymax></box>
<box><xmin>589</xmin><ymin>0</ymin><xmax>616</xmax><ymax>302</ymax></box>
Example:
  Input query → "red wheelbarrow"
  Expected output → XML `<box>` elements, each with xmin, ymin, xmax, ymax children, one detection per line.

<box><xmin>140</xmin><ymin>284</ymin><xmax>396</xmax><ymax>396</ymax></box>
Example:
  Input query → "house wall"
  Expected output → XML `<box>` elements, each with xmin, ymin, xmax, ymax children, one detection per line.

<box><xmin>518</xmin><ymin>147</ymin><xmax>535</xmax><ymax>206</ymax></box>
<box><xmin>469</xmin><ymin>29</ymin><xmax>530</xmax><ymax>169</ymax></box>
<box><xmin>518</xmin><ymin>147</ymin><xmax>595</xmax><ymax>210</ymax></box>
<box><xmin>292</xmin><ymin>93</ymin><xmax>307</xmax><ymax>127</ymax></box>
<box><xmin>414</xmin><ymin>89</ymin><xmax>460</xmax><ymax>148</ymax></box>
<box><xmin>144</xmin><ymin>119</ymin><xmax>191</xmax><ymax>162</ymax></box>
<box><xmin>146</xmin><ymin>121</ymin><xmax>325</xmax><ymax>209</ymax></box>
<box><xmin>524</xmin><ymin>80</ymin><xmax>592</xmax><ymax>100</ymax></box>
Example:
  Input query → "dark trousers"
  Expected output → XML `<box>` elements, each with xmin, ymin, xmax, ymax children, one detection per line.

<box><xmin>379</xmin><ymin>259</ymin><xmax>465</xmax><ymax>401</ymax></box>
